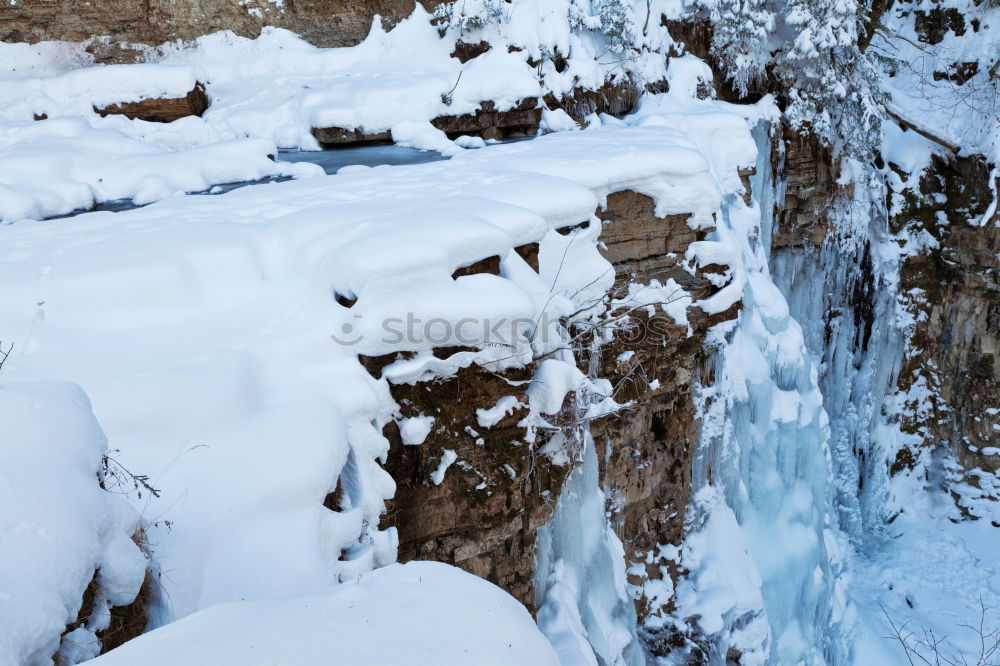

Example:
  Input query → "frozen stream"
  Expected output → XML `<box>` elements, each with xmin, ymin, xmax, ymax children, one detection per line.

<box><xmin>51</xmin><ymin>143</ymin><xmax>451</xmax><ymax>218</ymax></box>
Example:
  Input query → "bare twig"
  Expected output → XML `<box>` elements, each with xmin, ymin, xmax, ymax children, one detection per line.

<box><xmin>442</xmin><ymin>71</ymin><xmax>463</xmax><ymax>106</ymax></box>
<box><xmin>882</xmin><ymin>600</ymin><xmax>1000</xmax><ymax>666</ymax></box>
<box><xmin>0</xmin><ymin>341</ymin><xmax>11</xmax><ymax>373</ymax></box>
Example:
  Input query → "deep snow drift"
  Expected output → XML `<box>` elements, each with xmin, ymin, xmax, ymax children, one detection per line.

<box><xmin>2</xmin><ymin>1</ymin><xmax>997</xmax><ymax>663</ymax></box>
<box><xmin>0</xmin><ymin>1</ymin><xmax>681</xmax><ymax>222</ymax></box>
<box><xmin>88</xmin><ymin>561</ymin><xmax>560</xmax><ymax>666</ymax></box>
<box><xmin>0</xmin><ymin>382</ymin><xmax>147</xmax><ymax>665</ymax></box>
<box><xmin>0</xmin><ymin>68</ymin><xmax>754</xmax><ymax>661</ymax></box>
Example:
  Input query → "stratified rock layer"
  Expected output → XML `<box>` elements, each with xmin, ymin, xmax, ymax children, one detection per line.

<box><xmin>893</xmin><ymin>155</ymin><xmax>1000</xmax><ymax>506</ymax></box>
<box><xmin>380</xmin><ymin>190</ymin><xmax>737</xmax><ymax>612</ymax></box>
<box><xmin>2</xmin><ymin>1</ymin><xmax>440</xmax><ymax>55</ymax></box>
<box><xmin>94</xmin><ymin>83</ymin><xmax>208</xmax><ymax>122</ymax></box>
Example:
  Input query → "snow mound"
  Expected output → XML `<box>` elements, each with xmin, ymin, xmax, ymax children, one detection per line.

<box><xmin>0</xmin><ymin>3</ymin><xmax>698</xmax><ymax>222</ymax></box>
<box><xmin>0</xmin><ymin>113</ymin><xmax>737</xmax><ymax>626</ymax></box>
<box><xmin>0</xmin><ymin>74</ymin><xmax>764</xmax><ymax>662</ymax></box>
<box><xmin>0</xmin><ymin>382</ymin><xmax>146</xmax><ymax>666</ymax></box>
<box><xmin>0</xmin><ymin>117</ymin><xmax>308</xmax><ymax>222</ymax></box>
<box><xmin>1</xmin><ymin>62</ymin><xmax>203</xmax><ymax>114</ymax></box>
<box><xmin>89</xmin><ymin>561</ymin><xmax>559</xmax><ymax>666</ymax></box>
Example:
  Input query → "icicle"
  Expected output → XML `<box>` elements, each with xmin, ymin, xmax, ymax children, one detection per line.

<box><xmin>680</xmin><ymin>122</ymin><xmax>853</xmax><ymax>664</ymax></box>
<box><xmin>535</xmin><ymin>429</ymin><xmax>645</xmax><ymax>666</ymax></box>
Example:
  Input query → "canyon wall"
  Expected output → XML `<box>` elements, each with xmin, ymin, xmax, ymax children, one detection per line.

<box><xmin>5</xmin><ymin>1</ymin><xmax>997</xmax><ymax>660</ymax></box>
<box><xmin>1</xmin><ymin>0</ymin><xmax>438</xmax><ymax>55</ymax></box>
<box><xmin>892</xmin><ymin>154</ymin><xmax>1000</xmax><ymax>520</ymax></box>
<box><xmin>376</xmin><ymin>189</ymin><xmax>737</xmax><ymax>612</ymax></box>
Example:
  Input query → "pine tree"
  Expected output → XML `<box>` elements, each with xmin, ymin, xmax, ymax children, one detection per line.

<box><xmin>433</xmin><ymin>0</ymin><xmax>509</xmax><ymax>34</ymax></box>
<box><xmin>776</xmin><ymin>0</ymin><xmax>885</xmax><ymax>157</ymax></box>
<box><xmin>700</xmin><ymin>0</ymin><xmax>774</xmax><ymax>97</ymax></box>
<box><xmin>592</xmin><ymin>0</ymin><xmax>638</xmax><ymax>55</ymax></box>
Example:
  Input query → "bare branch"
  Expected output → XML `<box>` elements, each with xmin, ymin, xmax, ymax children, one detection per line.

<box><xmin>0</xmin><ymin>341</ymin><xmax>11</xmax><ymax>373</ymax></box>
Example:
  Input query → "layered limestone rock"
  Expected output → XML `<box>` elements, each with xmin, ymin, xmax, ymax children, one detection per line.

<box><xmin>590</xmin><ymin>195</ymin><xmax>742</xmax><ymax>632</ymax></box>
<box><xmin>313</xmin><ymin>99</ymin><xmax>542</xmax><ymax>147</ymax></box>
<box><xmin>2</xmin><ymin>0</ymin><xmax>438</xmax><ymax>55</ymax></box>
<box><xmin>771</xmin><ymin>128</ymin><xmax>838</xmax><ymax>249</ymax></box>
<box><xmin>891</xmin><ymin>154</ymin><xmax>1000</xmax><ymax>516</ymax></box>
<box><xmin>766</xmin><ymin>117</ymin><xmax>999</xmax><ymax>519</ymax></box>
<box><xmin>374</xmin><ymin>190</ymin><xmax>737</xmax><ymax>612</ymax></box>
<box><xmin>94</xmin><ymin>83</ymin><xmax>209</xmax><ymax>122</ymax></box>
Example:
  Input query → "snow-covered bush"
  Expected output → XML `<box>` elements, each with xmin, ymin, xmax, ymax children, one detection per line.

<box><xmin>687</xmin><ymin>0</ymin><xmax>886</xmax><ymax>155</ymax></box>
<box><xmin>433</xmin><ymin>0</ymin><xmax>509</xmax><ymax>33</ymax></box>
<box><xmin>435</xmin><ymin>0</ymin><xmax>642</xmax><ymax>60</ymax></box>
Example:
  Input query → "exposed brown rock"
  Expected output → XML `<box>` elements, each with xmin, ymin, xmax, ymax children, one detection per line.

<box><xmin>599</xmin><ymin>190</ymin><xmax>708</xmax><ymax>293</ymax></box>
<box><xmin>382</xmin><ymin>189</ymin><xmax>738</xmax><ymax>620</ymax></box>
<box><xmin>2</xmin><ymin>1</ymin><xmax>447</xmax><ymax>56</ymax></box>
<box><xmin>452</xmin><ymin>255</ymin><xmax>501</xmax><ymax>279</ymax></box>
<box><xmin>660</xmin><ymin>18</ymin><xmax>768</xmax><ymax>103</ymax></box>
<box><xmin>514</xmin><ymin>242</ymin><xmax>540</xmax><ymax>272</ymax></box>
<box><xmin>451</xmin><ymin>40</ymin><xmax>490</xmax><ymax>63</ymax></box>
<box><xmin>312</xmin><ymin>127</ymin><xmax>393</xmax><ymax>147</ymax></box>
<box><xmin>544</xmin><ymin>76</ymin><xmax>642</xmax><ymax>124</ymax></box>
<box><xmin>94</xmin><ymin>83</ymin><xmax>208</xmax><ymax>122</ymax></box>
<box><xmin>894</xmin><ymin>155</ymin><xmax>1000</xmax><ymax>485</ymax></box>
<box><xmin>384</xmin><ymin>361</ymin><xmax>556</xmax><ymax>609</ymax></box>
<box><xmin>932</xmin><ymin>61</ymin><xmax>979</xmax><ymax>86</ymax></box>
<box><xmin>739</xmin><ymin>167</ymin><xmax>755</xmax><ymax>206</ymax></box>
<box><xmin>55</xmin><ymin>528</ymin><xmax>154</xmax><ymax>661</ymax></box>
<box><xmin>914</xmin><ymin>7</ymin><xmax>967</xmax><ymax>45</ymax></box>
<box><xmin>431</xmin><ymin>98</ymin><xmax>541</xmax><ymax>139</ymax></box>
<box><xmin>594</xmin><ymin>190</ymin><xmax>735</xmax><ymax>627</ymax></box>
<box><xmin>772</xmin><ymin>127</ymin><xmax>839</xmax><ymax>249</ymax></box>
<box><xmin>589</xmin><ymin>309</ymin><xmax>710</xmax><ymax>622</ymax></box>
<box><xmin>312</xmin><ymin>98</ymin><xmax>541</xmax><ymax>147</ymax></box>
<box><xmin>662</xmin><ymin>18</ymin><xmax>712</xmax><ymax>62</ymax></box>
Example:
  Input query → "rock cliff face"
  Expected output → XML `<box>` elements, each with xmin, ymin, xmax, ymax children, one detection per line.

<box><xmin>770</xmin><ymin>129</ymin><xmax>837</xmax><ymax>250</ymax></box>
<box><xmin>7</xmin><ymin>2</ymin><xmax>997</xmax><ymax>658</ymax></box>
<box><xmin>891</xmin><ymin>154</ymin><xmax>1000</xmax><ymax>516</ymax></box>
<box><xmin>377</xmin><ymin>189</ymin><xmax>737</xmax><ymax>612</ymax></box>
<box><xmin>2</xmin><ymin>0</ymin><xmax>436</xmax><ymax>54</ymax></box>
<box><xmin>767</xmin><ymin>115</ymin><xmax>1000</xmax><ymax>523</ymax></box>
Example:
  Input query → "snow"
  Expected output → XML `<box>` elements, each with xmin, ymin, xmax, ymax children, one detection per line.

<box><xmin>876</xmin><ymin>0</ymin><xmax>1000</xmax><ymax>164</ymax></box>
<box><xmin>0</xmin><ymin>35</ymin><xmax>776</xmax><ymax>658</ymax></box>
<box><xmin>398</xmin><ymin>415</ymin><xmax>434</xmax><ymax>446</ymax></box>
<box><xmin>476</xmin><ymin>395</ymin><xmax>523</xmax><ymax>428</ymax></box>
<box><xmin>431</xmin><ymin>449</ymin><xmax>459</xmax><ymax>486</ymax></box>
<box><xmin>528</xmin><ymin>360</ymin><xmax>586</xmax><ymax>415</ymax></box>
<box><xmin>0</xmin><ymin>40</ymin><xmax>95</xmax><ymax>80</ymax></box>
<box><xmin>851</xmin><ymin>485</ymin><xmax>1000</xmax><ymax>665</ymax></box>
<box><xmin>0</xmin><ymin>382</ymin><xmax>146</xmax><ymax>666</ymax></box>
<box><xmin>89</xmin><ymin>561</ymin><xmax>560</xmax><ymax>666</ymax></box>
<box><xmin>8</xmin><ymin>8</ymin><xmax>984</xmax><ymax>661</ymax></box>
<box><xmin>0</xmin><ymin>1</ymin><xmax>693</xmax><ymax>223</ymax></box>
<box><xmin>0</xmin><ymin>2</ymin><xmax>672</xmax><ymax>158</ymax></box>
<box><xmin>0</xmin><ymin>112</ymin><xmax>732</xmax><ymax>637</ymax></box>
<box><xmin>0</xmin><ymin>118</ymin><xmax>315</xmax><ymax>221</ymax></box>
<box><xmin>2</xmin><ymin>62</ymin><xmax>203</xmax><ymax>112</ymax></box>
<box><xmin>144</xmin><ymin>16</ymin><xmax>542</xmax><ymax>148</ymax></box>
<box><xmin>611</xmin><ymin>278</ymin><xmax>692</xmax><ymax>328</ymax></box>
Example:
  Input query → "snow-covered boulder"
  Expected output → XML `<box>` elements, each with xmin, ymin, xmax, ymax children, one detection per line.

<box><xmin>0</xmin><ymin>382</ymin><xmax>147</xmax><ymax>666</ymax></box>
